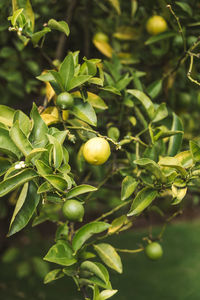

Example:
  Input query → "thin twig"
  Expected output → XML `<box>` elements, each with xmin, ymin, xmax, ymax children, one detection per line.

<box><xmin>66</xmin><ymin>126</ymin><xmax>121</xmax><ymax>149</ymax></box>
<box><xmin>115</xmin><ymin>247</ymin><xmax>144</xmax><ymax>254</ymax></box>
<box><xmin>166</xmin><ymin>4</ymin><xmax>186</xmax><ymax>52</ymax></box>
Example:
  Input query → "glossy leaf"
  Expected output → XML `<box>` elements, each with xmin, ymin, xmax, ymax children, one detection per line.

<box><xmin>0</xmin><ymin>169</ymin><xmax>37</xmax><ymax>197</ymax></box>
<box><xmin>71</xmin><ymin>98</ymin><xmax>97</xmax><ymax>126</ymax></box>
<box><xmin>68</xmin><ymin>75</ymin><xmax>92</xmax><ymax>91</ymax></box>
<box><xmin>13</xmin><ymin>110</ymin><xmax>31</xmax><ymax>136</ymax></box>
<box><xmin>31</xmin><ymin>27</ymin><xmax>51</xmax><ymax>47</ymax></box>
<box><xmin>25</xmin><ymin>0</ymin><xmax>35</xmax><ymax>32</ymax></box>
<box><xmin>8</xmin><ymin>182</ymin><xmax>40</xmax><ymax>236</ymax></box>
<box><xmin>98</xmin><ymin>289</ymin><xmax>118</xmax><ymax>300</ymax></box>
<box><xmin>158</xmin><ymin>157</ymin><xmax>187</xmax><ymax>177</ymax></box>
<box><xmin>0</xmin><ymin>128</ymin><xmax>21</xmax><ymax>159</ymax></box>
<box><xmin>10</xmin><ymin>121</ymin><xmax>33</xmax><ymax>156</ymax></box>
<box><xmin>59</xmin><ymin>53</ymin><xmax>74</xmax><ymax>90</ymax></box>
<box><xmin>121</xmin><ymin>176</ymin><xmax>138</xmax><ymax>201</ymax></box>
<box><xmin>127</xmin><ymin>187</ymin><xmax>158</xmax><ymax>216</ymax></box>
<box><xmin>87</xmin><ymin>92</ymin><xmax>108</xmax><ymax>110</ymax></box>
<box><xmin>44</xmin><ymin>240</ymin><xmax>77</xmax><ymax>266</ymax></box>
<box><xmin>152</xmin><ymin>103</ymin><xmax>168</xmax><ymax>123</ymax></box>
<box><xmin>94</xmin><ymin>243</ymin><xmax>122</xmax><ymax>274</ymax></box>
<box><xmin>93</xmin><ymin>40</ymin><xmax>113</xmax><ymax>58</ymax></box>
<box><xmin>37</xmin><ymin>181</ymin><xmax>53</xmax><ymax>194</ymax></box>
<box><xmin>108</xmin><ymin>215</ymin><xmax>130</xmax><ymax>235</ymax></box>
<box><xmin>171</xmin><ymin>185</ymin><xmax>187</xmax><ymax>205</ymax></box>
<box><xmin>0</xmin><ymin>105</ymin><xmax>15</xmax><ymax>126</ymax></box>
<box><xmin>80</xmin><ymin>261</ymin><xmax>107</xmax><ymax>284</ymax></box>
<box><xmin>175</xmin><ymin>151</ymin><xmax>193</xmax><ymax>168</ymax></box>
<box><xmin>0</xmin><ymin>158</ymin><xmax>12</xmax><ymax>176</ymax></box>
<box><xmin>47</xmin><ymin>135</ymin><xmax>63</xmax><ymax>169</ymax></box>
<box><xmin>30</xmin><ymin>103</ymin><xmax>48</xmax><ymax>148</ymax></box>
<box><xmin>48</xmin><ymin>19</ymin><xmax>70</xmax><ymax>36</ymax></box>
<box><xmin>72</xmin><ymin>222</ymin><xmax>110</xmax><ymax>253</ymax></box>
<box><xmin>66</xmin><ymin>184</ymin><xmax>97</xmax><ymax>199</ymax></box>
<box><xmin>127</xmin><ymin>89</ymin><xmax>155</xmax><ymax>119</ymax></box>
<box><xmin>168</xmin><ymin>113</ymin><xmax>183</xmax><ymax>156</ymax></box>
<box><xmin>135</xmin><ymin>158</ymin><xmax>166</xmax><ymax>183</ymax></box>
<box><xmin>108</xmin><ymin>0</ymin><xmax>121</xmax><ymax>14</ymax></box>
<box><xmin>45</xmin><ymin>175</ymin><xmax>68</xmax><ymax>192</ymax></box>
<box><xmin>25</xmin><ymin>148</ymin><xmax>47</xmax><ymax>163</ymax></box>
<box><xmin>44</xmin><ymin>269</ymin><xmax>64</xmax><ymax>284</ymax></box>
<box><xmin>35</xmin><ymin>160</ymin><xmax>52</xmax><ymax>176</ymax></box>
<box><xmin>190</xmin><ymin>141</ymin><xmax>200</xmax><ymax>163</ymax></box>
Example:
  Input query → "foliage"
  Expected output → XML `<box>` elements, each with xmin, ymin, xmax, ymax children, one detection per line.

<box><xmin>1</xmin><ymin>0</ymin><xmax>200</xmax><ymax>299</ymax></box>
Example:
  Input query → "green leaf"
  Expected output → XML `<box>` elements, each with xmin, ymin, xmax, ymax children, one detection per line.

<box><xmin>0</xmin><ymin>128</ymin><xmax>21</xmax><ymax>159</ymax></box>
<box><xmin>31</xmin><ymin>27</ymin><xmax>51</xmax><ymax>47</ymax></box>
<box><xmin>152</xmin><ymin>103</ymin><xmax>168</xmax><ymax>123</ymax></box>
<box><xmin>30</xmin><ymin>103</ymin><xmax>48</xmax><ymax>148</ymax></box>
<box><xmin>8</xmin><ymin>182</ymin><xmax>40</xmax><ymax>236</ymax></box>
<box><xmin>68</xmin><ymin>75</ymin><xmax>92</xmax><ymax>91</ymax></box>
<box><xmin>0</xmin><ymin>158</ymin><xmax>12</xmax><ymax>176</ymax></box>
<box><xmin>10</xmin><ymin>8</ymin><xmax>24</xmax><ymax>26</ymax></box>
<box><xmin>71</xmin><ymin>98</ymin><xmax>97</xmax><ymax>126</ymax></box>
<box><xmin>145</xmin><ymin>31</ymin><xmax>176</xmax><ymax>45</ymax></box>
<box><xmin>37</xmin><ymin>181</ymin><xmax>53</xmax><ymax>194</ymax></box>
<box><xmin>94</xmin><ymin>243</ymin><xmax>122</xmax><ymax>274</ymax></box>
<box><xmin>48</xmin><ymin>19</ymin><xmax>70</xmax><ymax>36</ymax></box>
<box><xmin>101</xmin><ymin>86</ymin><xmax>121</xmax><ymax>96</ymax></box>
<box><xmin>0</xmin><ymin>105</ymin><xmax>15</xmax><ymax>127</ymax></box>
<box><xmin>59</xmin><ymin>53</ymin><xmax>74</xmax><ymax>90</ymax></box>
<box><xmin>158</xmin><ymin>157</ymin><xmax>187</xmax><ymax>177</ymax></box>
<box><xmin>108</xmin><ymin>0</ymin><xmax>121</xmax><ymax>14</ymax></box>
<box><xmin>44</xmin><ymin>240</ymin><xmax>77</xmax><ymax>266</ymax></box>
<box><xmin>121</xmin><ymin>176</ymin><xmax>138</xmax><ymax>201</ymax></box>
<box><xmin>13</xmin><ymin>110</ymin><xmax>31</xmax><ymax>136</ymax></box>
<box><xmin>134</xmin><ymin>158</ymin><xmax>166</xmax><ymax>183</ymax></box>
<box><xmin>98</xmin><ymin>289</ymin><xmax>118</xmax><ymax>300</ymax></box>
<box><xmin>127</xmin><ymin>187</ymin><xmax>158</xmax><ymax>216</ymax></box>
<box><xmin>147</xmin><ymin>79</ymin><xmax>162</xmax><ymax>99</ymax></box>
<box><xmin>127</xmin><ymin>89</ymin><xmax>155</xmax><ymax>119</ymax></box>
<box><xmin>72</xmin><ymin>222</ymin><xmax>110</xmax><ymax>253</ymax></box>
<box><xmin>108</xmin><ymin>215</ymin><xmax>130</xmax><ymax>235</ymax></box>
<box><xmin>116</xmin><ymin>75</ymin><xmax>132</xmax><ymax>91</ymax></box>
<box><xmin>171</xmin><ymin>185</ymin><xmax>187</xmax><ymax>205</ymax></box>
<box><xmin>47</xmin><ymin>135</ymin><xmax>63</xmax><ymax>169</ymax></box>
<box><xmin>35</xmin><ymin>160</ymin><xmax>52</xmax><ymax>176</ymax></box>
<box><xmin>45</xmin><ymin>175</ymin><xmax>68</xmax><ymax>192</ymax></box>
<box><xmin>66</xmin><ymin>184</ymin><xmax>97</xmax><ymax>199</ymax></box>
<box><xmin>175</xmin><ymin>151</ymin><xmax>193</xmax><ymax>168</ymax></box>
<box><xmin>80</xmin><ymin>261</ymin><xmax>108</xmax><ymax>284</ymax></box>
<box><xmin>167</xmin><ymin>113</ymin><xmax>183</xmax><ymax>156</ymax></box>
<box><xmin>87</xmin><ymin>92</ymin><xmax>108</xmax><ymax>110</ymax></box>
<box><xmin>25</xmin><ymin>0</ymin><xmax>35</xmax><ymax>32</ymax></box>
<box><xmin>25</xmin><ymin>148</ymin><xmax>47</xmax><ymax>163</ymax></box>
<box><xmin>190</xmin><ymin>141</ymin><xmax>200</xmax><ymax>163</ymax></box>
<box><xmin>9</xmin><ymin>121</ymin><xmax>33</xmax><ymax>156</ymax></box>
<box><xmin>0</xmin><ymin>169</ymin><xmax>38</xmax><ymax>197</ymax></box>
<box><xmin>175</xmin><ymin>2</ymin><xmax>192</xmax><ymax>16</ymax></box>
<box><xmin>44</xmin><ymin>269</ymin><xmax>64</xmax><ymax>284</ymax></box>
<box><xmin>49</xmin><ymin>70</ymin><xmax>64</xmax><ymax>93</ymax></box>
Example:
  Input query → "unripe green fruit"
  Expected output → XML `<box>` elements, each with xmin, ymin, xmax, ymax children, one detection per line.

<box><xmin>56</xmin><ymin>92</ymin><xmax>74</xmax><ymax>110</ymax></box>
<box><xmin>145</xmin><ymin>242</ymin><xmax>163</xmax><ymax>260</ymax></box>
<box><xmin>62</xmin><ymin>200</ymin><xmax>84</xmax><ymax>222</ymax></box>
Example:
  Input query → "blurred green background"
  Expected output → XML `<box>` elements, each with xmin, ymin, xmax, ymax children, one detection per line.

<box><xmin>1</xmin><ymin>221</ymin><xmax>200</xmax><ymax>300</ymax></box>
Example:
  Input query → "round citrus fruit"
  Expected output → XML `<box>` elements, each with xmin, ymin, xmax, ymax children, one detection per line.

<box><xmin>56</xmin><ymin>92</ymin><xmax>74</xmax><ymax>110</ymax></box>
<box><xmin>83</xmin><ymin>137</ymin><xmax>111</xmax><ymax>165</ymax></box>
<box><xmin>146</xmin><ymin>16</ymin><xmax>167</xmax><ymax>35</ymax></box>
<box><xmin>145</xmin><ymin>242</ymin><xmax>163</xmax><ymax>260</ymax></box>
<box><xmin>62</xmin><ymin>200</ymin><xmax>84</xmax><ymax>222</ymax></box>
<box><xmin>93</xmin><ymin>32</ymin><xmax>109</xmax><ymax>43</ymax></box>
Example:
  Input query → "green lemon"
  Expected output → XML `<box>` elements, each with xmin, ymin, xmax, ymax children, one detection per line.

<box><xmin>56</xmin><ymin>92</ymin><xmax>74</xmax><ymax>110</ymax></box>
<box><xmin>145</xmin><ymin>242</ymin><xmax>163</xmax><ymax>260</ymax></box>
<box><xmin>62</xmin><ymin>200</ymin><xmax>84</xmax><ymax>222</ymax></box>
<box><xmin>83</xmin><ymin>137</ymin><xmax>111</xmax><ymax>165</ymax></box>
<box><xmin>146</xmin><ymin>16</ymin><xmax>167</xmax><ymax>36</ymax></box>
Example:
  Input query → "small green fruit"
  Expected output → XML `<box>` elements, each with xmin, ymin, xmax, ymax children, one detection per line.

<box><xmin>56</xmin><ymin>92</ymin><xmax>74</xmax><ymax>110</ymax></box>
<box><xmin>62</xmin><ymin>200</ymin><xmax>84</xmax><ymax>222</ymax></box>
<box><xmin>145</xmin><ymin>242</ymin><xmax>163</xmax><ymax>260</ymax></box>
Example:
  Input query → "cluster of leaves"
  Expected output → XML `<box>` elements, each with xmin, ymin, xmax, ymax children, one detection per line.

<box><xmin>2</xmin><ymin>1</ymin><xmax>200</xmax><ymax>300</ymax></box>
